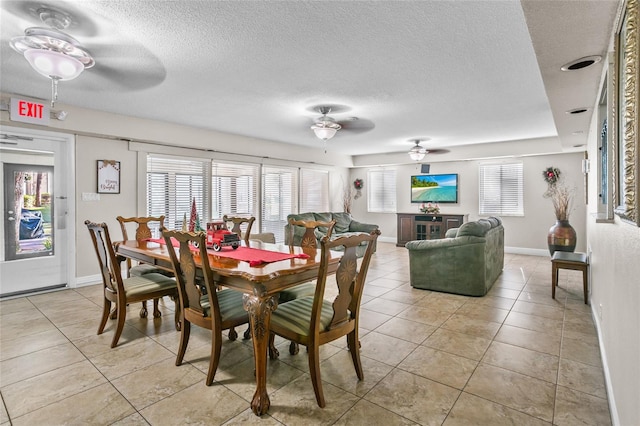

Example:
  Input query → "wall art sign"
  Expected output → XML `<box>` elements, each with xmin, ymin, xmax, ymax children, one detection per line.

<box><xmin>97</xmin><ymin>160</ymin><xmax>120</xmax><ymax>194</ymax></box>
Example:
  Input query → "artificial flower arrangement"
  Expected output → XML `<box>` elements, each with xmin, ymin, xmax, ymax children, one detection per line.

<box><xmin>543</xmin><ymin>166</ymin><xmax>561</xmax><ymax>185</ymax></box>
<box><xmin>420</xmin><ymin>202</ymin><xmax>440</xmax><ymax>214</ymax></box>
<box><xmin>353</xmin><ymin>178</ymin><xmax>364</xmax><ymax>199</ymax></box>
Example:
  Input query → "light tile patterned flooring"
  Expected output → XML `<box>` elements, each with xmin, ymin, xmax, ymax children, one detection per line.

<box><xmin>0</xmin><ymin>243</ymin><xmax>611</xmax><ymax>425</ymax></box>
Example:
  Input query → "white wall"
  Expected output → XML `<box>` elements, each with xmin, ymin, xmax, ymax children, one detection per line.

<box><xmin>349</xmin><ymin>152</ymin><xmax>587</xmax><ymax>254</ymax></box>
<box><xmin>75</xmin><ymin>136</ymin><xmax>137</xmax><ymax>278</ymax></box>
<box><xmin>585</xmin><ymin>89</ymin><xmax>640</xmax><ymax>425</ymax></box>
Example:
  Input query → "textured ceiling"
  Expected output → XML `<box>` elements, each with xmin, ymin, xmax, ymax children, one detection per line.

<box><xmin>0</xmin><ymin>1</ymin><xmax>620</xmax><ymax>158</ymax></box>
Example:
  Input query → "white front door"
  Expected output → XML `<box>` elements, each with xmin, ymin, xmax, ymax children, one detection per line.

<box><xmin>0</xmin><ymin>126</ymin><xmax>75</xmax><ymax>297</ymax></box>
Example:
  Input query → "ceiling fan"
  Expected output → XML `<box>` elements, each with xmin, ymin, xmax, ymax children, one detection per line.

<box><xmin>408</xmin><ymin>139</ymin><xmax>450</xmax><ymax>161</ymax></box>
<box><xmin>309</xmin><ymin>105</ymin><xmax>375</xmax><ymax>141</ymax></box>
<box><xmin>5</xmin><ymin>2</ymin><xmax>165</xmax><ymax>100</ymax></box>
<box><xmin>9</xmin><ymin>7</ymin><xmax>94</xmax><ymax>107</ymax></box>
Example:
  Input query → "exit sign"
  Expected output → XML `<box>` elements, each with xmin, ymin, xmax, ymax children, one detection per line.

<box><xmin>10</xmin><ymin>97</ymin><xmax>50</xmax><ymax>125</ymax></box>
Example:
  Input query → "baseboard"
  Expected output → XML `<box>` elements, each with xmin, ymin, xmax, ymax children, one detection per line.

<box><xmin>504</xmin><ymin>246</ymin><xmax>549</xmax><ymax>257</ymax></box>
<box><xmin>378</xmin><ymin>236</ymin><xmax>396</xmax><ymax>244</ymax></box>
<box><xmin>75</xmin><ymin>274</ymin><xmax>102</xmax><ymax>288</ymax></box>
<box><xmin>591</xmin><ymin>304</ymin><xmax>619</xmax><ymax>425</ymax></box>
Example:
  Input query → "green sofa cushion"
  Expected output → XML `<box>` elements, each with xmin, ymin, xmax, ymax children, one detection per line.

<box><xmin>331</xmin><ymin>212</ymin><xmax>352</xmax><ymax>234</ymax></box>
<box><xmin>457</xmin><ymin>220</ymin><xmax>491</xmax><ymax>237</ymax></box>
<box><xmin>313</xmin><ymin>212</ymin><xmax>333</xmax><ymax>223</ymax></box>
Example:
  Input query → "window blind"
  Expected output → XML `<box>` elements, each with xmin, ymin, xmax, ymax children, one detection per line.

<box><xmin>479</xmin><ymin>162</ymin><xmax>524</xmax><ymax>216</ymax></box>
<box><xmin>211</xmin><ymin>161</ymin><xmax>259</xmax><ymax>222</ymax></box>
<box><xmin>146</xmin><ymin>155</ymin><xmax>209</xmax><ymax>230</ymax></box>
<box><xmin>261</xmin><ymin>165</ymin><xmax>298</xmax><ymax>242</ymax></box>
<box><xmin>367</xmin><ymin>168</ymin><xmax>397</xmax><ymax>213</ymax></box>
<box><xmin>299</xmin><ymin>168</ymin><xmax>329</xmax><ymax>213</ymax></box>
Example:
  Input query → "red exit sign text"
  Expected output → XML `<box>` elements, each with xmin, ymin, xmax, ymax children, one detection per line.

<box><xmin>10</xmin><ymin>97</ymin><xmax>50</xmax><ymax>125</ymax></box>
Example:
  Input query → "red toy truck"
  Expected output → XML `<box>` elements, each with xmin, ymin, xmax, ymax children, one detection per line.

<box><xmin>205</xmin><ymin>221</ymin><xmax>240</xmax><ymax>251</ymax></box>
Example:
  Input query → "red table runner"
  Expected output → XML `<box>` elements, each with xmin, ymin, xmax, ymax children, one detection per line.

<box><xmin>145</xmin><ymin>238</ymin><xmax>309</xmax><ymax>267</ymax></box>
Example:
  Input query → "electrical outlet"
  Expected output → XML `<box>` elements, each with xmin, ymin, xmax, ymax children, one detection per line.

<box><xmin>81</xmin><ymin>192</ymin><xmax>100</xmax><ymax>201</ymax></box>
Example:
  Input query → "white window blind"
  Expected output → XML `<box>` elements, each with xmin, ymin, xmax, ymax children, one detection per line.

<box><xmin>147</xmin><ymin>155</ymin><xmax>209</xmax><ymax>230</ymax></box>
<box><xmin>479</xmin><ymin>162</ymin><xmax>524</xmax><ymax>216</ymax></box>
<box><xmin>367</xmin><ymin>168</ymin><xmax>397</xmax><ymax>213</ymax></box>
<box><xmin>299</xmin><ymin>168</ymin><xmax>329</xmax><ymax>213</ymax></box>
<box><xmin>262</xmin><ymin>165</ymin><xmax>298</xmax><ymax>242</ymax></box>
<box><xmin>211</xmin><ymin>161</ymin><xmax>259</xmax><ymax>221</ymax></box>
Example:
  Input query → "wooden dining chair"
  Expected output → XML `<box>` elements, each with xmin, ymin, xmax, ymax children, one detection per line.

<box><xmin>280</xmin><ymin>218</ymin><xmax>336</xmax><ymax>303</ymax></box>
<box><xmin>268</xmin><ymin>230</ymin><xmax>380</xmax><ymax>407</ymax></box>
<box><xmin>85</xmin><ymin>220</ymin><xmax>179</xmax><ymax>348</ymax></box>
<box><xmin>117</xmin><ymin>215</ymin><xmax>169</xmax><ymax>317</ymax></box>
<box><xmin>163</xmin><ymin>229</ymin><xmax>249</xmax><ymax>386</ymax></box>
<box><xmin>273</xmin><ymin>219</ymin><xmax>336</xmax><ymax>354</ymax></box>
<box><xmin>222</xmin><ymin>215</ymin><xmax>255</xmax><ymax>245</ymax></box>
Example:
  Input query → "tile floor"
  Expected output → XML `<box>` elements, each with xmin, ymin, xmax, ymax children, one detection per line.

<box><xmin>0</xmin><ymin>243</ymin><xmax>611</xmax><ymax>425</ymax></box>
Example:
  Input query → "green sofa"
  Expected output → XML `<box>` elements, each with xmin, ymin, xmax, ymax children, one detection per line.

<box><xmin>284</xmin><ymin>212</ymin><xmax>379</xmax><ymax>257</ymax></box>
<box><xmin>405</xmin><ymin>217</ymin><xmax>504</xmax><ymax>296</ymax></box>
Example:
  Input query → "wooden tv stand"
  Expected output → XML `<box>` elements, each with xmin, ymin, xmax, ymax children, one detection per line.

<box><xmin>396</xmin><ymin>213</ymin><xmax>468</xmax><ymax>246</ymax></box>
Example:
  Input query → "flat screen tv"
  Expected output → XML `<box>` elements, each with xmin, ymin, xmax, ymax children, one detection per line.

<box><xmin>411</xmin><ymin>173</ymin><xmax>458</xmax><ymax>203</ymax></box>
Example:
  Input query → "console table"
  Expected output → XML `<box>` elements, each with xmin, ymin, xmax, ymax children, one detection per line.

<box><xmin>396</xmin><ymin>213</ymin><xmax>468</xmax><ymax>246</ymax></box>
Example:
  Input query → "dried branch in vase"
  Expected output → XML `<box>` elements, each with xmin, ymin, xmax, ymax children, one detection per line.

<box><xmin>544</xmin><ymin>184</ymin><xmax>573</xmax><ymax>221</ymax></box>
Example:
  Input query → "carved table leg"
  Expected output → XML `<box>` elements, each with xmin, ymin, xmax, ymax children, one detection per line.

<box><xmin>243</xmin><ymin>293</ymin><xmax>278</xmax><ymax>416</ymax></box>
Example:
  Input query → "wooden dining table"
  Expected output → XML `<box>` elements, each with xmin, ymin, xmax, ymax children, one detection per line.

<box><xmin>114</xmin><ymin>238</ymin><xmax>341</xmax><ymax>416</ymax></box>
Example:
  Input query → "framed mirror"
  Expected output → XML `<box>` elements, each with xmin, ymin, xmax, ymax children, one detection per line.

<box><xmin>613</xmin><ymin>0</ymin><xmax>640</xmax><ymax>226</ymax></box>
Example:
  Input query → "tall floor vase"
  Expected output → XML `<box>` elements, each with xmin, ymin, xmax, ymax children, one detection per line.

<box><xmin>547</xmin><ymin>220</ymin><xmax>576</xmax><ymax>255</ymax></box>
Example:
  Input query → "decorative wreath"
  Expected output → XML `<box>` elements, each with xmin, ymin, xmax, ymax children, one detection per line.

<box><xmin>353</xmin><ymin>179</ymin><xmax>364</xmax><ymax>190</ymax></box>
<box><xmin>543</xmin><ymin>167</ymin><xmax>561</xmax><ymax>185</ymax></box>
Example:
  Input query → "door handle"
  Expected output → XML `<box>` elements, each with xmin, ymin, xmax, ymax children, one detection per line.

<box><xmin>8</xmin><ymin>217</ymin><xmax>15</xmax><ymax>221</ymax></box>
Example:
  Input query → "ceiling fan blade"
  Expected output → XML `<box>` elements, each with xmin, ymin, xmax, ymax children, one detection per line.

<box><xmin>337</xmin><ymin>118</ymin><xmax>375</xmax><ymax>134</ymax></box>
<box><xmin>425</xmin><ymin>149</ymin><xmax>450</xmax><ymax>155</ymax></box>
<box><xmin>71</xmin><ymin>42</ymin><xmax>166</xmax><ymax>91</ymax></box>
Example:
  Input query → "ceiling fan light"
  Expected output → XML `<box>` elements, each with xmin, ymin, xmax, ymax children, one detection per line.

<box><xmin>311</xmin><ymin>117</ymin><xmax>341</xmax><ymax>141</ymax></box>
<box><xmin>312</xmin><ymin>126</ymin><xmax>338</xmax><ymax>141</ymax></box>
<box><xmin>24</xmin><ymin>49</ymin><xmax>84</xmax><ymax>81</ymax></box>
<box><xmin>408</xmin><ymin>144</ymin><xmax>426</xmax><ymax>161</ymax></box>
<box><xmin>408</xmin><ymin>139</ymin><xmax>429</xmax><ymax>161</ymax></box>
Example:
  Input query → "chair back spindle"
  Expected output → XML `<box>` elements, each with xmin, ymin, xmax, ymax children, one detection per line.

<box><xmin>163</xmin><ymin>230</ymin><xmax>219</xmax><ymax>319</ymax></box>
<box><xmin>288</xmin><ymin>218</ymin><xmax>336</xmax><ymax>250</ymax></box>
<box><xmin>117</xmin><ymin>215</ymin><xmax>165</xmax><ymax>241</ymax></box>
<box><xmin>222</xmin><ymin>215</ymin><xmax>255</xmax><ymax>245</ymax></box>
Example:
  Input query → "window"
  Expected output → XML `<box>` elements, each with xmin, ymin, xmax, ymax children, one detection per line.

<box><xmin>211</xmin><ymin>161</ymin><xmax>259</xmax><ymax>221</ymax></box>
<box><xmin>479</xmin><ymin>162</ymin><xmax>524</xmax><ymax>216</ymax></box>
<box><xmin>147</xmin><ymin>155</ymin><xmax>210</xmax><ymax>229</ymax></box>
<box><xmin>367</xmin><ymin>168</ymin><xmax>396</xmax><ymax>213</ymax></box>
<box><xmin>299</xmin><ymin>168</ymin><xmax>329</xmax><ymax>212</ymax></box>
<box><xmin>262</xmin><ymin>166</ymin><xmax>298</xmax><ymax>242</ymax></box>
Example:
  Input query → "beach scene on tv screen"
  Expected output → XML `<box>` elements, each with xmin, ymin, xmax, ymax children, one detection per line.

<box><xmin>411</xmin><ymin>175</ymin><xmax>457</xmax><ymax>202</ymax></box>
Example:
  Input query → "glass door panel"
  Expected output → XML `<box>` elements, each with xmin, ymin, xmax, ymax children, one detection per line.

<box><xmin>4</xmin><ymin>163</ymin><xmax>54</xmax><ymax>260</ymax></box>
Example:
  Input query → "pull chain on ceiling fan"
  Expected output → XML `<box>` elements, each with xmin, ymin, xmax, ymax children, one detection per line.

<box><xmin>10</xmin><ymin>7</ymin><xmax>95</xmax><ymax>107</ymax></box>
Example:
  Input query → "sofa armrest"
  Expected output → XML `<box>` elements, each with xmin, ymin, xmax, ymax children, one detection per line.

<box><xmin>348</xmin><ymin>220</ymin><xmax>378</xmax><ymax>233</ymax></box>
<box><xmin>445</xmin><ymin>228</ymin><xmax>459</xmax><ymax>238</ymax></box>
